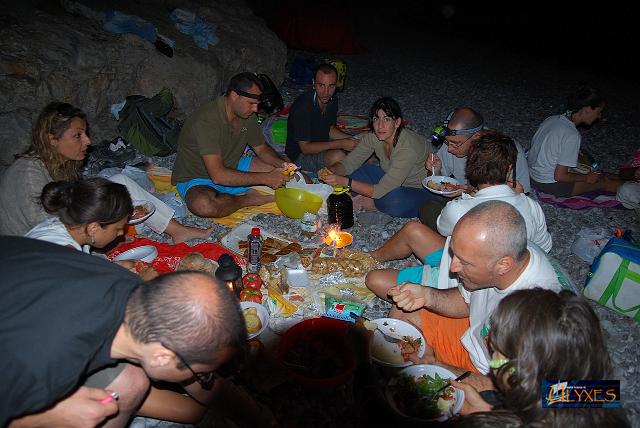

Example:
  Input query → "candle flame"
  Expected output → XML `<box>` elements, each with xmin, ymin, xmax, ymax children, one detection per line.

<box><xmin>226</xmin><ymin>281</ymin><xmax>234</xmax><ymax>292</ymax></box>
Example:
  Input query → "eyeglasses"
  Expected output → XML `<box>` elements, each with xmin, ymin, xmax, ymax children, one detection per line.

<box><xmin>162</xmin><ymin>343</ymin><xmax>216</xmax><ymax>388</ymax></box>
<box><xmin>444</xmin><ymin>134</ymin><xmax>474</xmax><ymax>148</ymax></box>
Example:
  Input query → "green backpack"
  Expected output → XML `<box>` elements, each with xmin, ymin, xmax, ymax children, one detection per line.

<box><xmin>118</xmin><ymin>88</ymin><xmax>182</xmax><ymax>157</ymax></box>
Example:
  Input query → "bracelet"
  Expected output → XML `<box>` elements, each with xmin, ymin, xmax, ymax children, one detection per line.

<box><xmin>348</xmin><ymin>177</ymin><xmax>353</xmax><ymax>188</ymax></box>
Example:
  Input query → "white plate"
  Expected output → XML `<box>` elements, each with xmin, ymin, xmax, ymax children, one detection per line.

<box><xmin>422</xmin><ymin>176</ymin><xmax>462</xmax><ymax>195</ymax></box>
<box><xmin>220</xmin><ymin>222</ymin><xmax>291</xmax><ymax>255</ymax></box>
<box><xmin>128</xmin><ymin>200</ymin><xmax>156</xmax><ymax>225</ymax></box>
<box><xmin>385</xmin><ymin>364</ymin><xmax>465</xmax><ymax>422</ymax></box>
<box><xmin>370</xmin><ymin>318</ymin><xmax>426</xmax><ymax>367</ymax></box>
<box><xmin>240</xmin><ymin>301</ymin><xmax>269</xmax><ymax>340</ymax></box>
<box><xmin>112</xmin><ymin>245</ymin><xmax>158</xmax><ymax>263</ymax></box>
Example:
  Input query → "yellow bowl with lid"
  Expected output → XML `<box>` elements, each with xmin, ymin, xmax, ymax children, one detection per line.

<box><xmin>275</xmin><ymin>188</ymin><xmax>323</xmax><ymax>219</ymax></box>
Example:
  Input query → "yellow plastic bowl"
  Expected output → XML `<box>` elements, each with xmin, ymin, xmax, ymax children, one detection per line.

<box><xmin>275</xmin><ymin>188</ymin><xmax>323</xmax><ymax>219</ymax></box>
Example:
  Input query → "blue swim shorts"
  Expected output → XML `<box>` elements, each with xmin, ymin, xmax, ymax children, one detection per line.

<box><xmin>396</xmin><ymin>248</ymin><xmax>444</xmax><ymax>288</ymax></box>
<box><xmin>176</xmin><ymin>156</ymin><xmax>254</xmax><ymax>199</ymax></box>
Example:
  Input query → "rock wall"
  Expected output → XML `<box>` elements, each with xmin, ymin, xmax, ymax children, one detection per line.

<box><xmin>0</xmin><ymin>0</ymin><xmax>287</xmax><ymax>171</ymax></box>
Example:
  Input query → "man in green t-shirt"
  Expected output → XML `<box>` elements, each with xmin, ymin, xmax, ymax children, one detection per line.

<box><xmin>172</xmin><ymin>72</ymin><xmax>292</xmax><ymax>217</ymax></box>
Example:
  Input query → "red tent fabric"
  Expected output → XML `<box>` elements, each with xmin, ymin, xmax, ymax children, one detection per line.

<box><xmin>269</xmin><ymin>0</ymin><xmax>364</xmax><ymax>54</ymax></box>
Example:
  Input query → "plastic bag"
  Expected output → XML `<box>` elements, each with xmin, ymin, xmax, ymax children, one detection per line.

<box><xmin>571</xmin><ymin>227</ymin><xmax>611</xmax><ymax>264</ymax></box>
<box><xmin>286</xmin><ymin>172</ymin><xmax>333</xmax><ymax>214</ymax></box>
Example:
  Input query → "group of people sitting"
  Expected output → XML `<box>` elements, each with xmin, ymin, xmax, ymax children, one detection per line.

<box><xmin>0</xmin><ymin>66</ymin><xmax>634</xmax><ymax>427</ymax></box>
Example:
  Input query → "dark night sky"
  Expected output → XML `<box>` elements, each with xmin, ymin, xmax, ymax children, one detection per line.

<box><xmin>249</xmin><ymin>0</ymin><xmax>636</xmax><ymax>78</ymax></box>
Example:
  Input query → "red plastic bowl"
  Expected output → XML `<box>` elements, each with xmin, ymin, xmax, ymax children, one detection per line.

<box><xmin>277</xmin><ymin>317</ymin><xmax>356</xmax><ymax>388</ymax></box>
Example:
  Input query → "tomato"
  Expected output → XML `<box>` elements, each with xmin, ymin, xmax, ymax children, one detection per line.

<box><xmin>242</xmin><ymin>273</ymin><xmax>263</xmax><ymax>290</ymax></box>
<box><xmin>240</xmin><ymin>289</ymin><xmax>263</xmax><ymax>303</ymax></box>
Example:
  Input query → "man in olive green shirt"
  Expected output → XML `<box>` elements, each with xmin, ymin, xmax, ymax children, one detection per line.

<box><xmin>172</xmin><ymin>73</ymin><xmax>292</xmax><ymax>217</ymax></box>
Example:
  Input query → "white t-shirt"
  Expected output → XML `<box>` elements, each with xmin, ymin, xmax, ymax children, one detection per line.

<box><xmin>436</xmin><ymin>141</ymin><xmax>531</xmax><ymax>193</ymax></box>
<box><xmin>436</xmin><ymin>185</ymin><xmax>552</xmax><ymax>252</ymax></box>
<box><xmin>527</xmin><ymin>115</ymin><xmax>580</xmax><ymax>183</ymax></box>
<box><xmin>25</xmin><ymin>217</ymin><xmax>90</xmax><ymax>254</ymax></box>
<box><xmin>457</xmin><ymin>244</ymin><xmax>562</xmax><ymax>374</ymax></box>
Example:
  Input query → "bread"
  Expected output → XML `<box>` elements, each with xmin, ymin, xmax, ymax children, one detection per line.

<box><xmin>176</xmin><ymin>252</ymin><xmax>216</xmax><ymax>275</ymax></box>
<box><xmin>243</xmin><ymin>307</ymin><xmax>262</xmax><ymax>334</ymax></box>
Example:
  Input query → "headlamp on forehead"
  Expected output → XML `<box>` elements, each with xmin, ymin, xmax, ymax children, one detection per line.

<box><xmin>430</xmin><ymin>109</ymin><xmax>484</xmax><ymax>145</ymax></box>
<box><xmin>233</xmin><ymin>87</ymin><xmax>263</xmax><ymax>102</ymax></box>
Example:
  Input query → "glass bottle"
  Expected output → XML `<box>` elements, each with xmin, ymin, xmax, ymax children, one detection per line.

<box><xmin>327</xmin><ymin>186</ymin><xmax>354</xmax><ymax>229</ymax></box>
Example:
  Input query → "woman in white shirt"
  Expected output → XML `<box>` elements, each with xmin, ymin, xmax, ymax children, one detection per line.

<box><xmin>527</xmin><ymin>85</ymin><xmax>623</xmax><ymax>197</ymax></box>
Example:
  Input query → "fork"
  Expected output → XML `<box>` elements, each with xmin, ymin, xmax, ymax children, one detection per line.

<box><xmin>354</xmin><ymin>315</ymin><xmax>404</xmax><ymax>343</ymax></box>
<box><xmin>422</xmin><ymin>371</ymin><xmax>472</xmax><ymax>401</ymax></box>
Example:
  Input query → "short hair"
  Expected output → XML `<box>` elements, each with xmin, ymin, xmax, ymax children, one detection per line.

<box><xmin>125</xmin><ymin>271</ymin><xmax>247</xmax><ymax>364</ymax></box>
<box><xmin>369</xmin><ymin>97</ymin><xmax>404</xmax><ymax>145</ymax></box>
<box><xmin>466</xmin><ymin>131</ymin><xmax>518</xmax><ymax>187</ymax></box>
<box><xmin>489</xmin><ymin>289</ymin><xmax>624</xmax><ymax>426</ymax></box>
<box><xmin>449</xmin><ymin>106</ymin><xmax>484</xmax><ymax>131</ymax></box>
<box><xmin>314</xmin><ymin>63</ymin><xmax>338</xmax><ymax>80</ymax></box>
<box><xmin>41</xmin><ymin>177</ymin><xmax>133</xmax><ymax>226</ymax></box>
<box><xmin>24</xmin><ymin>102</ymin><xmax>88</xmax><ymax>181</ymax></box>
<box><xmin>460</xmin><ymin>200</ymin><xmax>527</xmax><ymax>263</ymax></box>
<box><xmin>566</xmin><ymin>84</ymin><xmax>604</xmax><ymax>112</ymax></box>
<box><xmin>225</xmin><ymin>72</ymin><xmax>263</xmax><ymax>96</ymax></box>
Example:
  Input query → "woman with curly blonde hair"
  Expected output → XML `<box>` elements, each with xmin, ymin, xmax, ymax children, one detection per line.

<box><xmin>0</xmin><ymin>101</ymin><xmax>213</xmax><ymax>242</ymax></box>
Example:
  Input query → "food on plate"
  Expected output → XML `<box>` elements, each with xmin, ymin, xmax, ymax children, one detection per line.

<box><xmin>309</xmin><ymin>249</ymin><xmax>376</xmax><ymax>277</ymax></box>
<box><xmin>131</xmin><ymin>204</ymin><xmax>150</xmax><ymax>220</ymax></box>
<box><xmin>427</xmin><ymin>180</ymin><xmax>460</xmax><ymax>193</ymax></box>
<box><xmin>242</xmin><ymin>273</ymin><xmax>263</xmax><ymax>290</ymax></box>
<box><xmin>399</xmin><ymin>336</ymin><xmax>422</xmax><ymax>362</ymax></box>
<box><xmin>390</xmin><ymin>372</ymin><xmax>457</xmax><ymax>419</ymax></box>
<box><xmin>243</xmin><ymin>307</ymin><xmax>263</xmax><ymax>334</ymax></box>
<box><xmin>176</xmin><ymin>252</ymin><xmax>216</xmax><ymax>274</ymax></box>
<box><xmin>240</xmin><ymin>289</ymin><xmax>263</xmax><ymax>303</ymax></box>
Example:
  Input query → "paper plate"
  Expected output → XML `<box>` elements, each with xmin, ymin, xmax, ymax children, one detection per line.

<box><xmin>112</xmin><ymin>245</ymin><xmax>158</xmax><ymax>263</ymax></box>
<box><xmin>422</xmin><ymin>176</ymin><xmax>462</xmax><ymax>195</ymax></box>
<box><xmin>240</xmin><ymin>301</ymin><xmax>269</xmax><ymax>340</ymax></box>
<box><xmin>385</xmin><ymin>364</ymin><xmax>465</xmax><ymax>422</ymax></box>
<box><xmin>128</xmin><ymin>200</ymin><xmax>156</xmax><ymax>225</ymax></box>
<box><xmin>370</xmin><ymin>318</ymin><xmax>426</xmax><ymax>367</ymax></box>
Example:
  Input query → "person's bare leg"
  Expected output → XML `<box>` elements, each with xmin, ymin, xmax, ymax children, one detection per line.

<box><xmin>324</xmin><ymin>149</ymin><xmax>347</xmax><ymax>167</ymax></box>
<box><xmin>365</xmin><ymin>268</ymin><xmax>400</xmax><ymax>300</ymax></box>
<box><xmin>137</xmin><ymin>387</ymin><xmax>206</xmax><ymax>424</ymax></box>
<box><xmin>186</xmin><ymin>186</ymin><xmax>274</xmax><ymax>218</ymax></box>
<box><xmin>572</xmin><ymin>173</ymin><xmax>624</xmax><ymax>195</ymax></box>
<box><xmin>164</xmin><ymin>220</ymin><xmax>215</xmax><ymax>244</ymax></box>
<box><xmin>371</xmin><ymin>221</ymin><xmax>446</xmax><ymax>263</ymax></box>
<box><xmin>102</xmin><ymin>363</ymin><xmax>151</xmax><ymax>428</ymax></box>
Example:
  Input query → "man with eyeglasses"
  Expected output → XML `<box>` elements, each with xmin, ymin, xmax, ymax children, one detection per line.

<box><xmin>284</xmin><ymin>63</ymin><xmax>358</xmax><ymax>172</ymax></box>
<box><xmin>420</xmin><ymin>107</ymin><xmax>531</xmax><ymax>228</ymax></box>
<box><xmin>1</xmin><ymin>237</ymin><xmax>272</xmax><ymax>428</ymax></box>
<box><xmin>171</xmin><ymin>72</ymin><xmax>294</xmax><ymax>218</ymax></box>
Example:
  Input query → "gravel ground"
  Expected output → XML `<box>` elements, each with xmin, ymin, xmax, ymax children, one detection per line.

<box><xmin>135</xmin><ymin>24</ymin><xmax>639</xmax><ymax>427</ymax></box>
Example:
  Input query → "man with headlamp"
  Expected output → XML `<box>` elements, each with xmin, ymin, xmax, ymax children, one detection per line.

<box><xmin>171</xmin><ymin>72</ymin><xmax>293</xmax><ymax>218</ymax></box>
<box><xmin>420</xmin><ymin>107</ymin><xmax>531</xmax><ymax>227</ymax></box>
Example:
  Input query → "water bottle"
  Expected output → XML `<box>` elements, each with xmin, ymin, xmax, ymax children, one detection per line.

<box><xmin>300</xmin><ymin>212</ymin><xmax>319</xmax><ymax>238</ymax></box>
<box><xmin>327</xmin><ymin>186</ymin><xmax>354</xmax><ymax>229</ymax></box>
<box><xmin>247</xmin><ymin>227</ymin><xmax>262</xmax><ymax>273</ymax></box>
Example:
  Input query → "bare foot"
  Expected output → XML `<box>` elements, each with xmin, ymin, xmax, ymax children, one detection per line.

<box><xmin>165</xmin><ymin>220</ymin><xmax>215</xmax><ymax>244</ymax></box>
<box><xmin>352</xmin><ymin>194</ymin><xmax>377</xmax><ymax>211</ymax></box>
<box><xmin>244</xmin><ymin>189</ymin><xmax>275</xmax><ymax>206</ymax></box>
